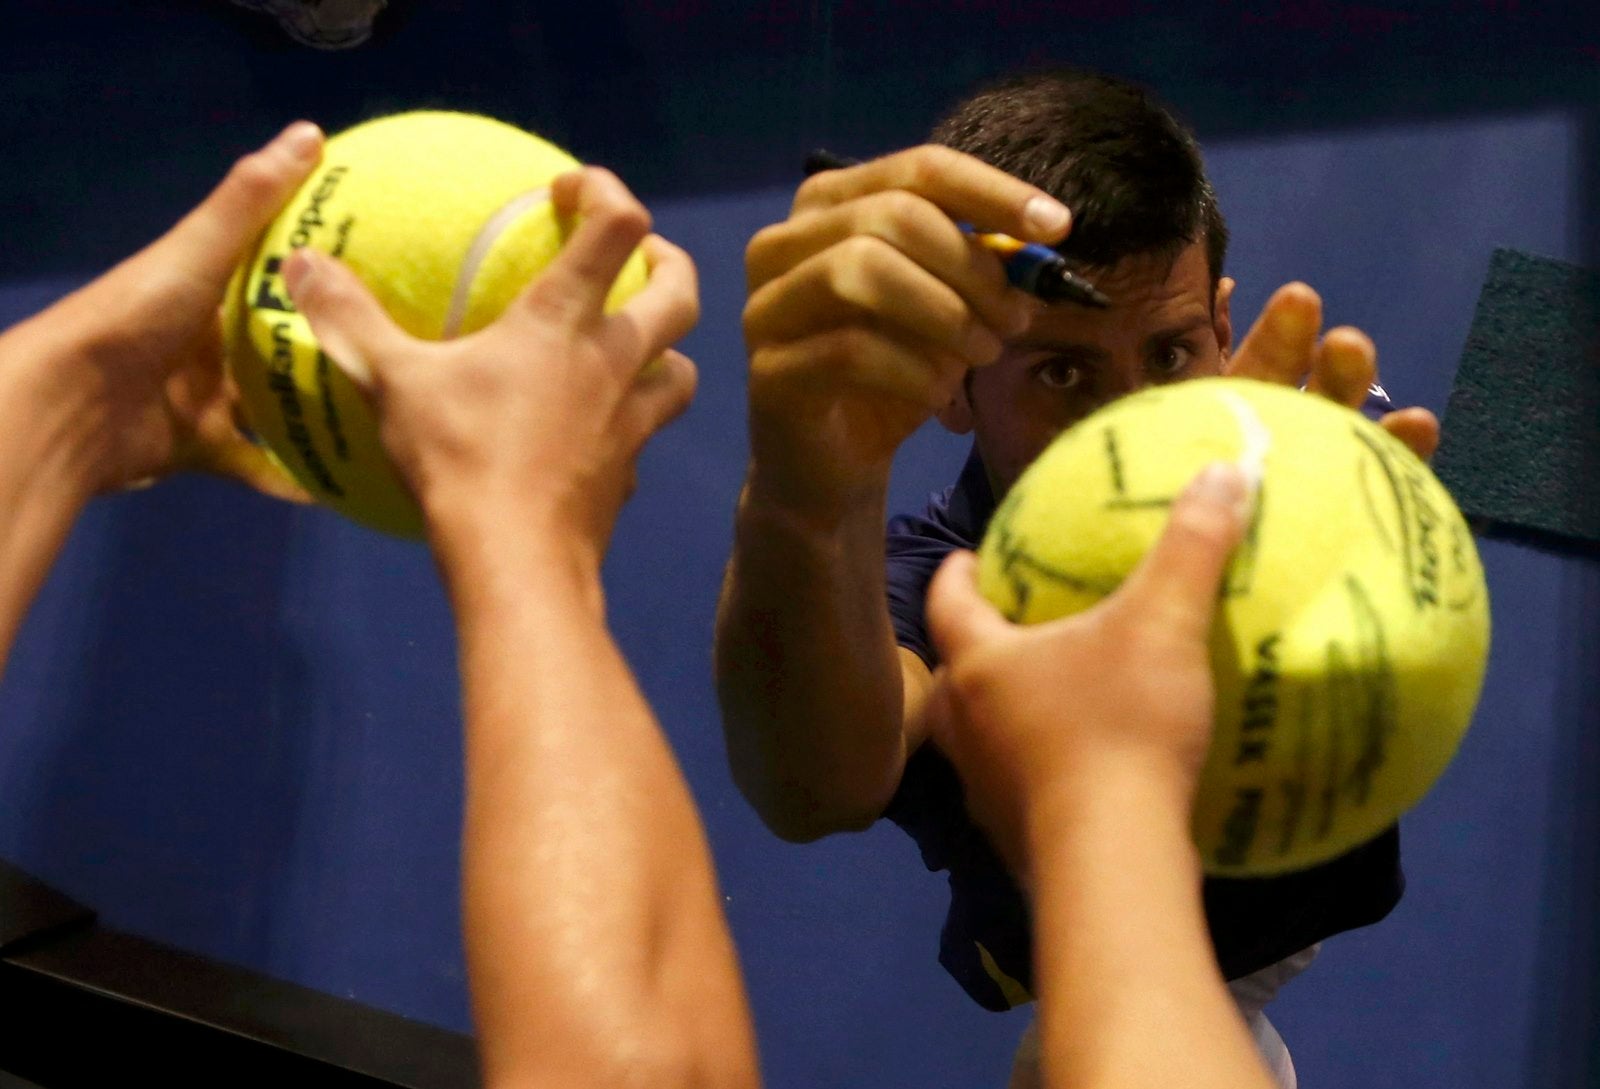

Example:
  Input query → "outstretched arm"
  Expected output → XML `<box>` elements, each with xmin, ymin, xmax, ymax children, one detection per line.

<box><xmin>0</xmin><ymin>122</ymin><xmax>320</xmax><ymax>672</ymax></box>
<box><xmin>715</xmin><ymin>146</ymin><xmax>1071</xmax><ymax>840</ymax></box>
<box><xmin>287</xmin><ymin>168</ymin><xmax>757</xmax><ymax>1089</ymax></box>
<box><xmin>926</xmin><ymin>464</ymin><xmax>1275</xmax><ymax>1089</ymax></box>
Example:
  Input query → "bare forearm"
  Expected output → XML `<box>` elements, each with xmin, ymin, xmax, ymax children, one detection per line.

<box><xmin>1026</xmin><ymin>761</ymin><xmax>1275</xmax><ymax>1089</ymax></box>
<box><xmin>0</xmin><ymin>331</ymin><xmax>101</xmax><ymax>671</ymax></box>
<box><xmin>714</xmin><ymin>470</ymin><xmax>908</xmax><ymax>840</ymax></box>
<box><xmin>440</xmin><ymin>529</ymin><xmax>757</xmax><ymax>1089</ymax></box>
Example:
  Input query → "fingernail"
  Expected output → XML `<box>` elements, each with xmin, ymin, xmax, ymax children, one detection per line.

<box><xmin>1188</xmin><ymin>461</ymin><xmax>1254</xmax><ymax>523</ymax></box>
<box><xmin>277</xmin><ymin>121</ymin><xmax>323</xmax><ymax>163</ymax></box>
<box><xmin>282</xmin><ymin>247</ymin><xmax>317</xmax><ymax>299</ymax></box>
<box><xmin>1022</xmin><ymin>195</ymin><xmax>1071</xmax><ymax>238</ymax></box>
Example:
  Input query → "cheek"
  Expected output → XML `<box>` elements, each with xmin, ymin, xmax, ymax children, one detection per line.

<box><xmin>977</xmin><ymin>408</ymin><xmax>1073</xmax><ymax>491</ymax></box>
<box><xmin>970</xmin><ymin>366</ymin><xmax>1092</xmax><ymax>484</ymax></box>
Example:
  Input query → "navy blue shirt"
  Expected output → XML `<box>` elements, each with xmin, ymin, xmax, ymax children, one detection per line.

<box><xmin>883</xmin><ymin>446</ymin><xmax>1405</xmax><ymax>1012</ymax></box>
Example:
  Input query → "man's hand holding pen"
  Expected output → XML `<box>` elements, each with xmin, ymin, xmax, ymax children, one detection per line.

<box><xmin>804</xmin><ymin>150</ymin><xmax>1109</xmax><ymax>308</ymax></box>
<box><xmin>741</xmin><ymin>144</ymin><xmax>1074</xmax><ymax>509</ymax></box>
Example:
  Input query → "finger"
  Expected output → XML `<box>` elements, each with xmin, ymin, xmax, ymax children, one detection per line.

<box><xmin>183</xmin><ymin>435</ymin><xmax>315</xmax><ymax>503</ymax></box>
<box><xmin>283</xmin><ymin>247</ymin><xmax>411</xmax><ymax>390</ymax></box>
<box><xmin>1225</xmin><ymin>282</ymin><xmax>1322</xmax><ymax>387</ymax></box>
<box><xmin>157</xmin><ymin>122</ymin><xmax>324</xmax><ymax>290</ymax></box>
<box><xmin>522</xmin><ymin>167</ymin><xmax>653</xmax><ymax>324</ymax></box>
<box><xmin>1379</xmin><ymin>406</ymin><xmax>1441</xmax><ymax>461</ymax></box>
<box><xmin>792</xmin><ymin>144</ymin><xmax>1072</xmax><ymax>244</ymax></box>
<box><xmin>629</xmin><ymin>349</ymin><xmax>699</xmax><ymax>438</ymax></box>
<box><xmin>602</xmin><ymin>235</ymin><xmax>701</xmax><ymax>365</ymax></box>
<box><xmin>1110</xmin><ymin>462</ymin><xmax>1252</xmax><ymax>641</ymax></box>
<box><xmin>747</xmin><ymin>191</ymin><xmax>1029</xmax><ymax>336</ymax></box>
<box><xmin>745</xmin><ymin>237</ymin><xmax>1006</xmax><ymax>368</ymax></box>
<box><xmin>1304</xmin><ymin>326</ymin><xmax>1376</xmax><ymax>408</ymax></box>
<box><xmin>926</xmin><ymin>550</ymin><xmax>1015</xmax><ymax>665</ymax></box>
<box><xmin>754</xmin><ymin>326</ymin><xmax>969</xmax><ymax>416</ymax></box>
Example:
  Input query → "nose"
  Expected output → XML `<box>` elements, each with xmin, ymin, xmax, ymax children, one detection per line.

<box><xmin>1100</xmin><ymin>361</ymin><xmax>1149</xmax><ymax>402</ymax></box>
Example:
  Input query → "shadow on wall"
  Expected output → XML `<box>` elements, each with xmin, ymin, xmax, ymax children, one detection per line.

<box><xmin>3</xmin><ymin>473</ymin><xmax>315</xmax><ymax>973</ymax></box>
<box><xmin>1527</xmin><ymin>559</ymin><xmax>1600</xmax><ymax>1088</ymax></box>
<box><xmin>1527</xmin><ymin>108</ymin><xmax>1600</xmax><ymax>1087</ymax></box>
<box><xmin>4</xmin><ymin>3</ymin><xmax>1600</xmax><ymax>280</ymax></box>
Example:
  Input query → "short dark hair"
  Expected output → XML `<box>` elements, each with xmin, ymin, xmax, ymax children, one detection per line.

<box><xmin>930</xmin><ymin>68</ymin><xmax>1228</xmax><ymax>286</ymax></box>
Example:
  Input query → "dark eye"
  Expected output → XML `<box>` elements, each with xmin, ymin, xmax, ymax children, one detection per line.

<box><xmin>1034</xmin><ymin>358</ymin><xmax>1086</xmax><ymax>391</ymax></box>
<box><xmin>1150</xmin><ymin>342</ymin><xmax>1197</xmax><ymax>378</ymax></box>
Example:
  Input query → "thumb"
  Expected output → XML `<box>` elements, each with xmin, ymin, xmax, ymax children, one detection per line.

<box><xmin>1110</xmin><ymin>462</ymin><xmax>1253</xmax><ymax>641</ymax></box>
<box><xmin>282</xmin><ymin>247</ymin><xmax>408</xmax><ymax>391</ymax></box>
<box><xmin>926</xmin><ymin>550</ymin><xmax>1014</xmax><ymax>666</ymax></box>
<box><xmin>158</xmin><ymin>122</ymin><xmax>325</xmax><ymax>290</ymax></box>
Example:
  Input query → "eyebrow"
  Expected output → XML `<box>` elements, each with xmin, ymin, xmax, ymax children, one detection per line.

<box><xmin>1141</xmin><ymin>315</ymin><xmax>1212</xmax><ymax>350</ymax></box>
<box><xmin>1019</xmin><ymin>313</ymin><xmax>1213</xmax><ymax>361</ymax></box>
<box><xmin>1020</xmin><ymin>342</ymin><xmax>1108</xmax><ymax>365</ymax></box>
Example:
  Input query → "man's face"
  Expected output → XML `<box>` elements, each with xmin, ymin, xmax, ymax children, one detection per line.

<box><xmin>943</xmin><ymin>240</ymin><xmax>1234</xmax><ymax>498</ymax></box>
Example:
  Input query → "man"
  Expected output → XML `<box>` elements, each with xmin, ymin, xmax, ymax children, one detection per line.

<box><xmin>715</xmin><ymin>68</ymin><xmax>1440</xmax><ymax>1085</ymax></box>
<box><xmin>0</xmin><ymin>116</ymin><xmax>1282</xmax><ymax>1088</ymax></box>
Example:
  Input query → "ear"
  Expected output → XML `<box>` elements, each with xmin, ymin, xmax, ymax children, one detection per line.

<box><xmin>1214</xmin><ymin>276</ymin><xmax>1236</xmax><ymax>362</ymax></box>
<box><xmin>937</xmin><ymin>372</ymin><xmax>975</xmax><ymax>435</ymax></box>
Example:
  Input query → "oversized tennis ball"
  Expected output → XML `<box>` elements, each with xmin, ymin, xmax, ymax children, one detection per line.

<box><xmin>976</xmin><ymin>377</ymin><xmax>1490</xmax><ymax>876</ymax></box>
<box><xmin>223</xmin><ymin>111</ymin><xmax>649</xmax><ymax>537</ymax></box>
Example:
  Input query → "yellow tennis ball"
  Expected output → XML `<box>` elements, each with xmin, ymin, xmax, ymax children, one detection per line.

<box><xmin>976</xmin><ymin>377</ymin><xmax>1490</xmax><ymax>876</ymax></box>
<box><xmin>223</xmin><ymin>111</ymin><xmax>649</xmax><ymax>537</ymax></box>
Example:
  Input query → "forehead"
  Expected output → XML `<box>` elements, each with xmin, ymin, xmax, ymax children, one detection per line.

<box><xmin>1019</xmin><ymin>242</ymin><xmax>1213</xmax><ymax>345</ymax></box>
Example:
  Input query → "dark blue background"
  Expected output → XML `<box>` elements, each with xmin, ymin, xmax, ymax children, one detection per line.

<box><xmin>2</xmin><ymin>4</ymin><xmax>1598</xmax><ymax>1087</ymax></box>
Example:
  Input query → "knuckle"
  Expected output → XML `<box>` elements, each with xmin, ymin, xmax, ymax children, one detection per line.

<box><xmin>660</xmin><ymin>278</ymin><xmax>701</xmax><ymax>335</ymax></box>
<box><xmin>812</xmin><ymin>325</ymin><xmax>866</xmax><ymax>367</ymax></box>
<box><xmin>870</xmin><ymin>189</ymin><xmax>933</xmax><ymax>238</ymax></box>
<box><xmin>905</xmin><ymin>144</ymin><xmax>960</xmax><ymax>186</ymax></box>
<box><xmin>827</xmin><ymin>236</ymin><xmax>893</xmax><ymax>308</ymax></box>
<box><xmin>520</xmin><ymin>279</ymin><xmax>573</xmax><ymax>324</ymax></box>
<box><xmin>793</xmin><ymin>171</ymin><xmax>840</xmax><ymax>210</ymax></box>
<box><xmin>740</xmin><ymin>279</ymin><xmax>786</xmax><ymax>345</ymax></box>
<box><xmin>226</xmin><ymin>151</ymin><xmax>283</xmax><ymax>200</ymax></box>
<box><xmin>739</xmin><ymin>298</ymin><xmax>764</xmax><ymax>344</ymax></box>
<box><xmin>605</xmin><ymin>201</ymin><xmax>653</xmax><ymax>241</ymax></box>
<box><xmin>672</xmin><ymin>356</ymin><xmax>701</xmax><ymax>401</ymax></box>
<box><xmin>586</xmin><ymin>178</ymin><xmax>651</xmax><ymax>233</ymax></box>
<box><xmin>902</xmin><ymin>152</ymin><xmax>939</xmax><ymax>191</ymax></box>
<box><xmin>745</xmin><ymin>222</ymin><xmax>788</xmax><ymax>271</ymax></box>
<box><xmin>675</xmin><ymin>281</ymin><xmax>702</xmax><ymax>328</ymax></box>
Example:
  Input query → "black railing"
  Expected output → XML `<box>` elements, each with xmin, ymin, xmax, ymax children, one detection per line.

<box><xmin>0</xmin><ymin>861</ymin><xmax>478</xmax><ymax>1089</ymax></box>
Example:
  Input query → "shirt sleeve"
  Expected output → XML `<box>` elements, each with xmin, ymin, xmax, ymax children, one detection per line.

<box><xmin>885</xmin><ymin>500</ymin><xmax>966</xmax><ymax>669</ymax></box>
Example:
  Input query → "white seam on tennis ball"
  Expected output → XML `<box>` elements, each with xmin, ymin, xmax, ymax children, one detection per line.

<box><xmin>1215</xmin><ymin>387</ymin><xmax>1271</xmax><ymax>490</ymax></box>
<box><xmin>444</xmin><ymin>187</ymin><xmax>552</xmax><ymax>338</ymax></box>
